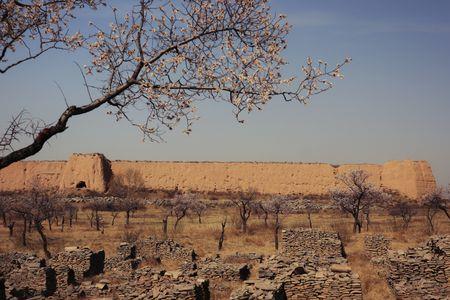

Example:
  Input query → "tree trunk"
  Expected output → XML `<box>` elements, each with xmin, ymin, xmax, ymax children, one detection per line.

<box><xmin>28</xmin><ymin>218</ymin><xmax>32</xmax><ymax>233</ymax></box>
<box><xmin>8</xmin><ymin>222</ymin><xmax>14</xmax><ymax>237</ymax></box>
<box><xmin>218</xmin><ymin>218</ymin><xmax>227</xmax><ymax>251</ymax></box>
<box><xmin>274</xmin><ymin>215</ymin><xmax>280</xmax><ymax>250</ymax></box>
<box><xmin>198</xmin><ymin>214</ymin><xmax>202</xmax><ymax>224</ymax></box>
<box><xmin>22</xmin><ymin>215</ymin><xmax>27</xmax><ymax>246</ymax></box>
<box><xmin>307</xmin><ymin>213</ymin><xmax>313</xmax><ymax>229</ymax></box>
<box><xmin>426</xmin><ymin>209</ymin><xmax>435</xmax><ymax>233</ymax></box>
<box><xmin>60</xmin><ymin>215</ymin><xmax>65</xmax><ymax>232</ymax></box>
<box><xmin>35</xmin><ymin>221</ymin><xmax>51</xmax><ymax>259</ymax></box>
<box><xmin>162</xmin><ymin>216</ymin><xmax>168</xmax><ymax>240</ymax></box>
<box><xmin>48</xmin><ymin>218</ymin><xmax>52</xmax><ymax>231</ymax></box>
<box><xmin>126</xmin><ymin>211</ymin><xmax>130</xmax><ymax>226</ymax></box>
<box><xmin>242</xmin><ymin>219</ymin><xmax>247</xmax><ymax>233</ymax></box>
<box><xmin>365</xmin><ymin>212</ymin><xmax>370</xmax><ymax>231</ymax></box>
<box><xmin>264</xmin><ymin>212</ymin><xmax>268</xmax><ymax>227</ymax></box>
<box><xmin>111</xmin><ymin>213</ymin><xmax>118</xmax><ymax>226</ymax></box>
<box><xmin>2</xmin><ymin>212</ymin><xmax>6</xmax><ymax>227</ymax></box>
<box><xmin>174</xmin><ymin>217</ymin><xmax>181</xmax><ymax>231</ymax></box>
<box><xmin>95</xmin><ymin>212</ymin><xmax>100</xmax><ymax>231</ymax></box>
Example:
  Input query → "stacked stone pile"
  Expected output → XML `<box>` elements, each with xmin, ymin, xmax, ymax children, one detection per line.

<box><xmin>230</xmin><ymin>228</ymin><xmax>363</xmax><ymax>300</ymax></box>
<box><xmin>2</xmin><ymin>255</ymin><xmax>56</xmax><ymax>299</ymax></box>
<box><xmin>46</xmin><ymin>246</ymin><xmax>105</xmax><ymax>297</ymax></box>
<box><xmin>281</xmin><ymin>265</ymin><xmax>362</xmax><ymax>299</ymax></box>
<box><xmin>364</xmin><ymin>234</ymin><xmax>391</xmax><ymax>265</ymax></box>
<box><xmin>387</xmin><ymin>235</ymin><xmax>449</xmax><ymax>299</ymax></box>
<box><xmin>229</xmin><ymin>280</ymin><xmax>286</xmax><ymax>300</ymax></box>
<box><xmin>281</xmin><ymin>228</ymin><xmax>347</xmax><ymax>267</ymax></box>
<box><xmin>195</xmin><ymin>257</ymin><xmax>251</xmax><ymax>281</ymax></box>
<box><xmin>105</xmin><ymin>242</ymin><xmax>141</xmax><ymax>273</ymax></box>
<box><xmin>222</xmin><ymin>252</ymin><xmax>264</xmax><ymax>264</ymax></box>
<box><xmin>137</xmin><ymin>236</ymin><xmax>197</xmax><ymax>263</ymax></box>
<box><xmin>0</xmin><ymin>252</ymin><xmax>39</xmax><ymax>276</ymax></box>
<box><xmin>114</xmin><ymin>267</ymin><xmax>209</xmax><ymax>299</ymax></box>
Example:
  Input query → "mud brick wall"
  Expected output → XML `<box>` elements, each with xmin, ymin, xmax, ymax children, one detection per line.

<box><xmin>0</xmin><ymin>153</ymin><xmax>437</xmax><ymax>199</ymax></box>
<box><xmin>364</xmin><ymin>234</ymin><xmax>391</xmax><ymax>264</ymax></box>
<box><xmin>136</xmin><ymin>236</ymin><xmax>197</xmax><ymax>263</ymax></box>
<box><xmin>387</xmin><ymin>235</ymin><xmax>449</xmax><ymax>299</ymax></box>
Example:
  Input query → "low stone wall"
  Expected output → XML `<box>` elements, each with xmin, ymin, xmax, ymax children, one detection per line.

<box><xmin>364</xmin><ymin>234</ymin><xmax>391</xmax><ymax>265</ymax></box>
<box><xmin>48</xmin><ymin>246</ymin><xmax>105</xmax><ymax>293</ymax></box>
<box><xmin>2</xmin><ymin>254</ymin><xmax>56</xmax><ymax>299</ymax></box>
<box><xmin>281</xmin><ymin>228</ymin><xmax>347</xmax><ymax>267</ymax></box>
<box><xmin>230</xmin><ymin>280</ymin><xmax>286</xmax><ymax>300</ymax></box>
<box><xmin>229</xmin><ymin>228</ymin><xmax>363</xmax><ymax>300</ymax></box>
<box><xmin>137</xmin><ymin>236</ymin><xmax>197</xmax><ymax>263</ymax></box>
<box><xmin>387</xmin><ymin>235</ymin><xmax>449</xmax><ymax>299</ymax></box>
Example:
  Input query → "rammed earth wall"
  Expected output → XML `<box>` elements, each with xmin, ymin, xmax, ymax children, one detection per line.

<box><xmin>0</xmin><ymin>153</ymin><xmax>436</xmax><ymax>199</ymax></box>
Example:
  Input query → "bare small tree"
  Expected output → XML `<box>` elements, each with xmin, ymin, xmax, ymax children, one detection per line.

<box><xmin>330</xmin><ymin>170</ymin><xmax>385</xmax><ymax>233</ymax></box>
<box><xmin>191</xmin><ymin>200</ymin><xmax>207</xmax><ymax>224</ymax></box>
<box><xmin>303</xmin><ymin>198</ymin><xmax>319</xmax><ymax>229</ymax></box>
<box><xmin>254</xmin><ymin>200</ymin><xmax>270</xmax><ymax>227</ymax></box>
<box><xmin>232</xmin><ymin>189</ymin><xmax>257</xmax><ymax>233</ymax></box>
<box><xmin>109</xmin><ymin>170</ymin><xmax>146</xmax><ymax>225</ymax></box>
<box><xmin>389</xmin><ymin>201</ymin><xmax>416</xmax><ymax>230</ymax></box>
<box><xmin>84</xmin><ymin>200</ymin><xmax>106</xmax><ymax>231</ymax></box>
<box><xmin>218</xmin><ymin>216</ymin><xmax>227</xmax><ymax>251</ymax></box>
<box><xmin>11</xmin><ymin>186</ymin><xmax>57</xmax><ymax>258</ymax></box>
<box><xmin>157</xmin><ymin>198</ymin><xmax>174</xmax><ymax>239</ymax></box>
<box><xmin>173</xmin><ymin>194</ymin><xmax>193</xmax><ymax>231</ymax></box>
<box><xmin>0</xmin><ymin>193</ymin><xmax>15</xmax><ymax>236</ymax></box>
<box><xmin>120</xmin><ymin>198</ymin><xmax>145</xmax><ymax>226</ymax></box>
<box><xmin>0</xmin><ymin>0</ymin><xmax>349</xmax><ymax>170</ymax></box>
<box><xmin>422</xmin><ymin>187</ymin><xmax>450</xmax><ymax>233</ymax></box>
<box><xmin>268</xmin><ymin>195</ymin><xmax>287</xmax><ymax>250</ymax></box>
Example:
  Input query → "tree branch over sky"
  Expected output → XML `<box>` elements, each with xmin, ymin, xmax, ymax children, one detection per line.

<box><xmin>0</xmin><ymin>0</ymin><xmax>350</xmax><ymax>169</ymax></box>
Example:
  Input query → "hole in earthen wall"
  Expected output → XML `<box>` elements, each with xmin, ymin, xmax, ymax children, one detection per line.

<box><xmin>75</xmin><ymin>181</ymin><xmax>87</xmax><ymax>189</ymax></box>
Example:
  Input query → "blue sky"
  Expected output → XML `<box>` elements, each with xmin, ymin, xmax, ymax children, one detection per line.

<box><xmin>1</xmin><ymin>0</ymin><xmax>450</xmax><ymax>185</ymax></box>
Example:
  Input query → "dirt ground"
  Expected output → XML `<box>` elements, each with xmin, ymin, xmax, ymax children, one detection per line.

<box><xmin>0</xmin><ymin>201</ymin><xmax>449</xmax><ymax>300</ymax></box>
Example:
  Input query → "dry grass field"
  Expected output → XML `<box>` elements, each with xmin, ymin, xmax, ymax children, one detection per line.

<box><xmin>1</xmin><ymin>195</ymin><xmax>449</xmax><ymax>299</ymax></box>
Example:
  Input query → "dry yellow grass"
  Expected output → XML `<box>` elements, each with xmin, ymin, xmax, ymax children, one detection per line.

<box><xmin>0</xmin><ymin>203</ymin><xmax>448</xmax><ymax>300</ymax></box>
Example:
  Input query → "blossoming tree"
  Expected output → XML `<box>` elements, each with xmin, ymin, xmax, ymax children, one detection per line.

<box><xmin>0</xmin><ymin>0</ymin><xmax>350</xmax><ymax>169</ymax></box>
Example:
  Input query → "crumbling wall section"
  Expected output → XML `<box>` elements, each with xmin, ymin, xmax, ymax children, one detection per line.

<box><xmin>387</xmin><ymin>235</ymin><xmax>449</xmax><ymax>299</ymax></box>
